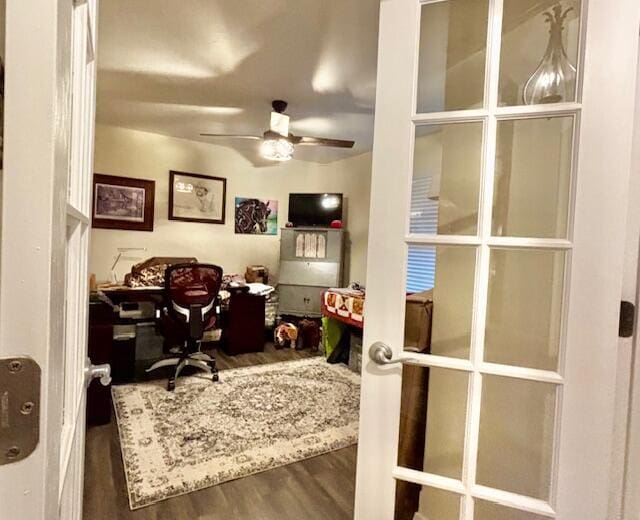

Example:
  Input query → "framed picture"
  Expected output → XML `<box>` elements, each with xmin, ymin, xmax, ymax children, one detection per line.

<box><xmin>92</xmin><ymin>173</ymin><xmax>155</xmax><ymax>231</ymax></box>
<box><xmin>235</xmin><ymin>197</ymin><xmax>278</xmax><ymax>235</ymax></box>
<box><xmin>169</xmin><ymin>171</ymin><xmax>226</xmax><ymax>224</ymax></box>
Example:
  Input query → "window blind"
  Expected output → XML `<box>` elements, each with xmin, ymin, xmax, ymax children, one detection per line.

<box><xmin>407</xmin><ymin>176</ymin><xmax>438</xmax><ymax>293</ymax></box>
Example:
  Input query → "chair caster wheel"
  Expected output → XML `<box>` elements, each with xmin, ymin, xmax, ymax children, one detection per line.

<box><xmin>167</xmin><ymin>379</ymin><xmax>176</xmax><ymax>391</ymax></box>
<box><xmin>212</xmin><ymin>372</ymin><xmax>219</xmax><ymax>382</ymax></box>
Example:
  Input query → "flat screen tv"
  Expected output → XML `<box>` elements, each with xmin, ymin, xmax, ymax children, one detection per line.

<box><xmin>288</xmin><ymin>193</ymin><xmax>343</xmax><ymax>227</ymax></box>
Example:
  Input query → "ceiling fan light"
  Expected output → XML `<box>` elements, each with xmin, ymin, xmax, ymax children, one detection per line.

<box><xmin>261</xmin><ymin>138</ymin><xmax>294</xmax><ymax>161</ymax></box>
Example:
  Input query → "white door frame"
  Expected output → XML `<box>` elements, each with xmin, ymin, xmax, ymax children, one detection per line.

<box><xmin>355</xmin><ymin>1</ymin><xmax>640</xmax><ymax>519</ymax></box>
<box><xmin>0</xmin><ymin>1</ymin><xmax>73</xmax><ymax>517</ymax></box>
<box><xmin>0</xmin><ymin>1</ymin><xmax>97</xmax><ymax>519</ymax></box>
<box><xmin>621</xmin><ymin>38</ymin><xmax>640</xmax><ymax>520</ymax></box>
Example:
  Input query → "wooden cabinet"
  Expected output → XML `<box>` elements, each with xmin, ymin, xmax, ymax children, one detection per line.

<box><xmin>221</xmin><ymin>291</ymin><xmax>266</xmax><ymax>355</ymax></box>
<box><xmin>278</xmin><ymin>228</ymin><xmax>344</xmax><ymax>317</ymax></box>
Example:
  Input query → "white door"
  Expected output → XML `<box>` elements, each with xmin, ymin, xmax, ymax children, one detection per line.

<box><xmin>0</xmin><ymin>1</ymin><xmax>99</xmax><ymax>519</ymax></box>
<box><xmin>356</xmin><ymin>0</ymin><xmax>640</xmax><ymax>519</ymax></box>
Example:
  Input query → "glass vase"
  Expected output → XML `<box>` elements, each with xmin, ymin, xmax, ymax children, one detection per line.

<box><xmin>523</xmin><ymin>5</ymin><xmax>577</xmax><ymax>105</ymax></box>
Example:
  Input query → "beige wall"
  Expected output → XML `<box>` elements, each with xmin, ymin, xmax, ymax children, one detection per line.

<box><xmin>90</xmin><ymin>125</ymin><xmax>372</xmax><ymax>283</ymax></box>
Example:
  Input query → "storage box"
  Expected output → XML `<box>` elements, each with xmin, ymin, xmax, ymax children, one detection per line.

<box><xmin>245</xmin><ymin>265</ymin><xmax>269</xmax><ymax>284</ymax></box>
<box><xmin>404</xmin><ymin>290</ymin><xmax>433</xmax><ymax>353</ymax></box>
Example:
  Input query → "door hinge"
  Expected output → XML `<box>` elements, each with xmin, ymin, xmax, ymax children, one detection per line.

<box><xmin>619</xmin><ymin>301</ymin><xmax>636</xmax><ymax>338</ymax></box>
<box><xmin>0</xmin><ymin>357</ymin><xmax>40</xmax><ymax>466</ymax></box>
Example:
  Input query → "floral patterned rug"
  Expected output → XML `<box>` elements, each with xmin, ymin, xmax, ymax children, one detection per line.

<box><xmin>112</xmin><ymin>357</ymin><xmax>361</xmax><ymax>510</ymax></box>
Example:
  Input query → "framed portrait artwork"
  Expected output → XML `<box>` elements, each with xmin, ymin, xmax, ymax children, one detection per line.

<box><xmin>169</xmin><ymin>171</ymin><xmax>227</xmax><ymax>224</ymax></box>
<box><xmin>235</xmin><ymin>197</ymin><xmax>278</xmax><ymax>235</ymax></box>
<box><xmin>92</xmin><ymin>173</ymin><xmax>155</xmax><ymax>231</ymax></box>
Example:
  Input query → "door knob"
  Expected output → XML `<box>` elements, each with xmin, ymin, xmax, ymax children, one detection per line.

<box><xmin>85</xmin><ymin>358</ymin><xmax>112</xmax><ymax>387</ymax></box>
<box><xmin>369</xmin><ymin>342</ymin><xmax>421</xmax><ymax>366</ymax></box>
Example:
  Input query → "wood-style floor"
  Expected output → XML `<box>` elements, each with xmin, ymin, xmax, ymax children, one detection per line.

<box><xmin>83</xmin><ymin>344</ymin><xmax>357</xmax><ymax>520</ymax></box>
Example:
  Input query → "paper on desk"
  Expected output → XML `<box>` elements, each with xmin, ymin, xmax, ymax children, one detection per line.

<box><xmin>246</xmin><ymin>283</ymin><xmax>275</xmax><ymax>296</ymax></box>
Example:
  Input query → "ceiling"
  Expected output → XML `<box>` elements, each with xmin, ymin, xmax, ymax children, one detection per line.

<box><xmin>96</xmin><ymin>0</ymin><xmax>381</xmax><ymax>165</ymax></box>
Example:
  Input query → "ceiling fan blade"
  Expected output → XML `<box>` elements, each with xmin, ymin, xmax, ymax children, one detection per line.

<box><xmin>200</xmin><ymin>134</ymin><xmax>262</xmax><ymax>140</ymax></box>
<box><xmin>293</xmin><ymin>136</ymin><xmax>355</xmax><ymax>148</ymax></box>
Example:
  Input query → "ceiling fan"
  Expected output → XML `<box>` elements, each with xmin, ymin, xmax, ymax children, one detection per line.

<box><xmin>200</xmin><ymin>100</ymin><xmax>355</xmax><ymax>162</ymax></box>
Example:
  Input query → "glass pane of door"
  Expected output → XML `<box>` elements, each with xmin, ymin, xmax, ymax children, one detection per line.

<box><xmin>417</xmin><ymin>0</ymin><xmax>490</xmax><ymax>113</ymax></box>
<box><xmin>397</xmin><ymin>366</ymin><xmax>469</xmax><ymax>479</ymax></box>
<box><xmin>499</xmin><ymin>0</ymin><xmax>582</xmax><ymax>106</ymax></box>
<box><xmin>474</xmin><ymin>500</ymin><xmax>551</xmax><ymax>520</ymax></box>
<box><xmin>485</xmin><ymin>248</ymin><xmax>567</xmax><ymax>370</ymax></box>
<box><xmin>492</xmin><ymin>116</ymin><xmax>574</xmax><ymax>238</ymax></box>
<box><xmin>405</xmin><ymin>245</ymin><xmax>477</xmax><ymax>359</ymax></box>
<box><xmin>476</xmin><ymin>376</ymin><xmax>558</xmax><ymax>500</ymax></box>
<box><xmin>395</xmin><ymin>484</ymin><xmax>462</xmax><ymax>520</ymax></box>
<box><xmin>412</xmin><ymin>123</ymin><xmax>484</xmax><ymax>236</ymax></box>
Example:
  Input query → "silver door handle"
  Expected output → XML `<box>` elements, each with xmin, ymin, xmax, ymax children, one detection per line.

<box><xmin>85</xmin><ymin>359</ymin><xmax>112</xmax><ymax>387</ymax></box>
<box><xmin>369</xmin><ymin>342</ymin><xmax>421</xmax><ymax>365</ymax></box>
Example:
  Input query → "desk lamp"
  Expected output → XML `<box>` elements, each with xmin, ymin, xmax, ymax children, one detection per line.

<box><xmin>111</xmin><ymin>247</ymin><xmax>147</xmax><ymax>283</ymax></box>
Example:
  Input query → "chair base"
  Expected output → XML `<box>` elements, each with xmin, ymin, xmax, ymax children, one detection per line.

<box><xmin>146</xmin><ymin>351</ymin><xmax>219</xmax><ymax>391</ymax></box>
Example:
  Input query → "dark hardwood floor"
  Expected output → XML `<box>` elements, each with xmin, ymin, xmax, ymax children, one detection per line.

<box><xmin>83</xmin><ymin>344</ymin><xmax>357</xmax><ymax>520</ymax></box>
<box><xmin>213</xmin><ymin>341</ymin><xmax>320</xmax><ymax>370</ymax></box>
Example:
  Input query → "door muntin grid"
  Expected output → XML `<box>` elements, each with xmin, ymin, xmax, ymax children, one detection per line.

<box><xmin>395</xmin><ymin>0</ymin><xmax>584</xmax><ymax>517</ymax></box>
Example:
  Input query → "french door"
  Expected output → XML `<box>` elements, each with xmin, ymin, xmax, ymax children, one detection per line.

<box><xmin>0</xmin><ymin>1</ymin><xmax>98</xmax><ymax>519</ymax></box>
<box><xmin>61</xmin><ymin>1</ymin><xmax>99</xmax><ymax>518</ymax></box>
<box><xmin>356</xmin><ymin>0</ymin><xmax>640</xmax><ymax>519</ymax></box>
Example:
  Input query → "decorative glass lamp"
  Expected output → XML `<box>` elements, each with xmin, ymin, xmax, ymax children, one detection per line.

<box><xmin>523</xmin><ymin>5</ymin><xmax>576</xmax><ymax>105</ymax></box>
<box><xmin>260</xmin><ymin>138</ymin><xmax>294</xmax><ymax>161</ymax></box>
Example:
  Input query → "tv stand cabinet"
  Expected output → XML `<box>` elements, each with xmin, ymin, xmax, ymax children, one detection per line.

<box><xmin>278</xmin><ymin>227</ymin><xmax>344</xmax><ymax>317</ymax></box>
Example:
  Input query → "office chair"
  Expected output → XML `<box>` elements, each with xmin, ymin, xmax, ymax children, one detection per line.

<box><xmin>146</xmin><ymin>263</ymin><xmax>223</xmax><ymax>390</ymax></box>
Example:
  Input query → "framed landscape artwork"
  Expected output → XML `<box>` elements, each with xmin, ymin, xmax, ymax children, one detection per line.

<box><xmin>92</xmin><ymin>173</ymin><xmax>155</xmax><ymax>231</ymax></box>
<box><xmin>169</xmin><ymin>171</ymin><xmax>226</xmax><ymax>224</ymax></box>
<box><xmin>235</xmin><ymin>197</ymin><xmax>278</xmax><ymax>235</ymax></box>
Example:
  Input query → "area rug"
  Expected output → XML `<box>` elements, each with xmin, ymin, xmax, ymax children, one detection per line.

<box><xmin>111</xmin><ymin>357</ymin><xmax>361</xmax><ymax>509</ymax></box>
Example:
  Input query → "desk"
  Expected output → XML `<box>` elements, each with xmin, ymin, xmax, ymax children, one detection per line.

<box><xmin>87</xmin><ymin>297</ymin><xmax>115</xmax><ymax>426</ymax></box>
<box><xmin>97</xmin><ymin>285</ymin><xmax>165</xmax><ymax>305</ymax></box>
<box><xmin>87</xmin><ymin>289</ymin><xmax>164</xmax><ymax>426</ymax></box>
<box><xmin>87</xmin><ymin>286</ymin><xmax>268</xmax><ymax>426</ymax></box>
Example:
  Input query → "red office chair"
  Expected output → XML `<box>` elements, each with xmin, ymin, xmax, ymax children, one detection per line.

<box><xmin>146</xmin><ymin>263</ymin><xmax>223</xmax><ymax>390</ymax></box>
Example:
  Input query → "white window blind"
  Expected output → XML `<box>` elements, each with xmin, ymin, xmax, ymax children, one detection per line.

<box><xmin>407</xmin><ymin>176</ymin><xmax>437</xmax><ymax>293</ymax></box>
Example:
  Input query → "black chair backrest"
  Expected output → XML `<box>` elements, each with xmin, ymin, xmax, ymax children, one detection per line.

<box><xmin>164</xmin><ymin>263</ymin><xmax>223</xmax><ymax>340</ymax></box>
